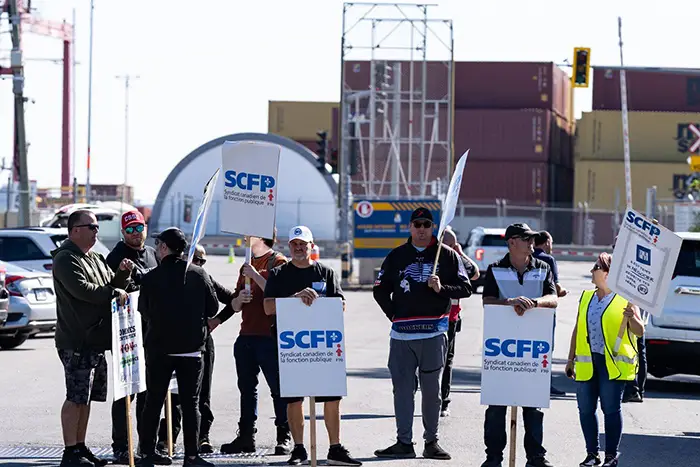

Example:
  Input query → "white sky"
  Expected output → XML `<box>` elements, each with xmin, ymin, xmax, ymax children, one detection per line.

<box><xmin>0</xmin><ymin>0</ymin><xmax>694</xmax><ymax>204</ymax></box>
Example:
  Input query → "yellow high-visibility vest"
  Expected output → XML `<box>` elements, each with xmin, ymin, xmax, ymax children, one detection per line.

<box><xmin>574</xmin><ymin>290</ymin><xmax>638</xmax><ymax>382</ymax></box>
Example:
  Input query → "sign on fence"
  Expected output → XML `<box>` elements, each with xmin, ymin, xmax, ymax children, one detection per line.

<box><xmin>481</xmin><ymin>305</ymin><xmax>554</xmax><ymax>409</ymax></box>
<box><xmin>276</xmin><ymin>297</ymin><xmax>347</xmax><ymax>398</ymax></box>
<box><xmin>111</xmin><ymin>292</ymin><xmax>146</xmax><ymax>401</ymax></box>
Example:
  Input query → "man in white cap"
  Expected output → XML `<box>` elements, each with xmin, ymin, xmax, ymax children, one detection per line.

<box><xmin>263</xmin><ymin>226</ymin><xmax>362</xmax><ymax>466</ymax></box>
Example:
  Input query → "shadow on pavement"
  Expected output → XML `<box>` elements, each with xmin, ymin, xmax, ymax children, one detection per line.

<box><xmin>598</xmin><ymin>433</ymin><xmax>700</xmax><ymax>466</ymax></box>
<box><xmin>643</xmin><ymin>378</ymin><xmax>700</xmax><ymax>401</ymax></box>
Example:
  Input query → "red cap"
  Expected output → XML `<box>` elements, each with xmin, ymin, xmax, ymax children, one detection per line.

<box><xmin>121</xmin><ymin>210</ymin><xmax>145</xmax><ymax>229</ymax></box>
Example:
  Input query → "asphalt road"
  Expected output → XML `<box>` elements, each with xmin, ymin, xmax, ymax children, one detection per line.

<box><xmin>1</xmin><ymin>257</ymin><xmax>699</xmax><ymax>466</ymax></box>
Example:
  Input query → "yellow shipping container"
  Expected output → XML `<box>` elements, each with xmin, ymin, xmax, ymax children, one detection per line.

<box><xmin>575</xmin><ymin>110</ymin><xmax>700</xmax><ymax>163</ymax></box>
<box><xmin>574</xmin><ymin>160</ymin><xmax>691</xmax><ymax>210</ymax></box>
<box><xmin>268</xmin><ymin>101</ymin><xmax>338</xmax><ymax>141</ymax></box>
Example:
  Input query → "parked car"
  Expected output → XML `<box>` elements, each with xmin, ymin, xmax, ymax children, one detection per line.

<box><xmin>0</xmin><ymin>260</ymin><xmax>56</xmax><ymax>350</ymax></box>
<box><xmin>40</xmin><ymin>204</ymin><xmax>122</xmax><ymax>249</ymax></box>
<box><xmin>0</xmin><ymin>264</ymin><xmax>9</xmax><ymax>327</ymax></box>
<box><xmin>0</xmin><ymin>227</ymin><xmax>110</xmax><ymax>272</ymax></box>
<box><xmin>464</xmin><ymin>227</ymin><xmax>508</xmax><ymax>288</ymax></box>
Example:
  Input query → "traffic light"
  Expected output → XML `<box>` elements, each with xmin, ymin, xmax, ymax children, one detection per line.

<box><xmin>316</xmin><ymin>130</ymin><xmax>328</xmax><ymax>172</ymax></box>
<box><xmin>572</xmin><ymin>47</ymin><xmax>591</xmax><ymax>88</ymax></box>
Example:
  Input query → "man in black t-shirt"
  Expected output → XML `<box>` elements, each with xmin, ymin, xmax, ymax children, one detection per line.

<box><xmin>264</xmin><ymin>226</ymin><xmax>361</xmax><ymax>467</ymax></box>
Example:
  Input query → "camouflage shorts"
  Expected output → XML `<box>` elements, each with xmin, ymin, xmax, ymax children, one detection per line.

<box><xmin>57</xmin><ymin>349</ymin><xmax>108</xmax><ymax>405</ymax></box>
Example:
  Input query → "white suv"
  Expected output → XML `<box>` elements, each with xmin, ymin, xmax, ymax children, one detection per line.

<box><xmin>464</xmin><ymin>227</ymin><xmax>508</xmax><ymax>288</ymax></box>
<box><xmin>645</xmin><ymin>232</ymin><xmax>700</xmax><ymax>378</ymax></box>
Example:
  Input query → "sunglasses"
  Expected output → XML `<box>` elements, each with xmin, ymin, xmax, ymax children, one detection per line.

<box><xmin>412</xmin><ymin>221</ymin><xmax>432</xmax><ymax>229</ymax></box>
<box><xmin>193</xmin><ymin>257</ymin><xmax>207</xmax><ymax>266</ymax></box>
<box><xmin>75</xmin><ymin>223</ymin><xmax>99</xmax><ymax>232</ymax></box>
<box><xmin>124</xmin><ymin>224</ymin><xmax>145</xmax><ymax>234</ymax></box>
<box><xmin>592</xmin><ymin>264</ymin><xmax>606</xmax><ymax>272</ymax></box>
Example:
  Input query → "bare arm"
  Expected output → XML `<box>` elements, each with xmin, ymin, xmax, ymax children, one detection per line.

<box><xmin>567</xmin><ymin>322</ymin><xmax>578</xmax><ymax>362</ymax></box>
<box><xmin>264</xmin><ymin>297</ymin><xmax>276</xmax><ymax>316</ymax></box>
<box><xmin>535</xmin><ymin>294</ymin><xmax>558</xmax><ymax>309</ymax></box>
<box><xmin>625</xmin><ymin>303</ymin><xmax>645</xmax><ymax>337</ymax></box>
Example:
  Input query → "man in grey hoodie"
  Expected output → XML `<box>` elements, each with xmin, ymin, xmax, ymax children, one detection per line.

<box><xmin>53</xmin><ymin>210</ymin><xmax>134</xmax><ymax>467</ymax></box>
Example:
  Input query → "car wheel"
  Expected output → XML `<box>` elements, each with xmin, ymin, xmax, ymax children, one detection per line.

<box><xmin>0</xmin><ymin>335</ymin><xmax>29</xmax><ymax>350</ymax></box>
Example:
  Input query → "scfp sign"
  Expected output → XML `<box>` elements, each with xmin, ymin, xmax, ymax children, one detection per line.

<box><xmin>484</xmin><ymin>338</ymin><xmax>551</xmax><ymax>359</ymax></box>
<box><xmin>279</xmin><ymin>330</ymin><xmax>343</xmax><ymax>350</ymax></box>
<box><xmin>224</xmin><ymin>170</ymin><xmax>276</xmax><ymax>192</ymax></box>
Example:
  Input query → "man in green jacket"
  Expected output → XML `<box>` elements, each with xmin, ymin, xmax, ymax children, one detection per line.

<box><xmin>53</xmin><ymin>209</ymin><xmax>134</xmax><ymax>467</ymax></box>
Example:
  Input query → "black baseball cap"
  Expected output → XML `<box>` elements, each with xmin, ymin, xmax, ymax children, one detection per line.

<box><xmin>152</xmin><ymin>227</ymin><xmax>188</xmax><ymax>253</ymax></box>
<box><xmin>505</xmin><ymin>223</ymin><xmax>537</xmax><ymax>240</ymax></box>
<box><xmin>410</xmin><ymin>207</ymin><xmax>433</xmax><ymax>223</ymax></box>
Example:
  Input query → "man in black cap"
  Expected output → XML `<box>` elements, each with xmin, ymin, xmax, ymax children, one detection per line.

<box><xmin>480</xmin><ymin>223</ymin><xmax>558</xmax><ymax>467</ymax></box>
<box><xmin>137</xmin><ymin>228</ymin><xmax>219</xmax><ymax>467</ymax></box>
<box><xmin>373</xmin><ymin>207</ymin><xmax>472</xmax><ymax>461</ymax></box>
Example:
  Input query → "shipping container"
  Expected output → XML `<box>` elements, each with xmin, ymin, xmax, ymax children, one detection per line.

<box><xmin>454</xmin><ymin>62</ymin><xmax>571</xmax><ymax>119</ymax></box>
<box><xmin>592</xmin><ymin>67</ymin><xmax>700</xmax><ymax>113</ymax></box>
<box><xmin>344</xmin><ymin>60</ymin><xmax>451</xmax><ymax>102</ymax></box>
<box><xmin>573</xmin><ymin>159</ymin><xmax>691</xmax><ymax>210</ymax></box>
<box><xmin>268</xmin><ymin>101</ymin><xmax>338</xmax><ymax>141</ymax></box>
<box><xmin>575</xmin><ymin>110</ymin><xmax>700</xmax><ymax>163</ymax></box>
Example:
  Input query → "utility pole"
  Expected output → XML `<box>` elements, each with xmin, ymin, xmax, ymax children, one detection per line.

<box><xmin>115</xmin><ymin>74</ymin><xmax>139</xmax><ymax>213</ymax></box>
<box><xmin>86</xmin><ymin>0</ymin><xmax>95</xmax><ymax>203</ymax></box>
<box><xmin>8</xmin><ymin>0</ymin><xmax>31</xmax><ymax>226</ymax></box>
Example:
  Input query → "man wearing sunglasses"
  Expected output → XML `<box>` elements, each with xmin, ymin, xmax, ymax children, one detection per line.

<box><xmin>373</xmin><ymin>208</ymin><xmax>472</xmax><ymax>461</ymax></box>
<box><xmin>106</xmin><ymin>210</ymin><xmax>159</xmax><ymax>464</ymax></box>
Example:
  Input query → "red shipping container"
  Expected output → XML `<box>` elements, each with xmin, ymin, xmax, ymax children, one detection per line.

<box><xmin>592</xmin><ymin>67</ymin><xmax>700</xmax><ymax>113</ymax></box>
<box><xmin>454</xmin><ymin>62</ymin><xmax>571</xmax><ymax>119</ymax></box>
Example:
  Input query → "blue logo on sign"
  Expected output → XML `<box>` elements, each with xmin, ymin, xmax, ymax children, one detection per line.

<box><xmin>625</xmin><ymin>212</ymin><xmax>661</xmax><ymax>238</ymax></box>
<box><xmin>636</xmin><ymin>245</ymin><xmax>651</xmax><ymax>266</ymax></box>
<box><xmin>224</xmin><ymin>170</ymin><xmax>276</xmax><ymax>192</ymax></box>
<box><xmin>279</xmin><ymin>330</ymin><xmax>343</xmax><ymax>349</ymax></box>
<box><xmin>484</xmin><ymin>338</ymin><xmax>550</xmax><ymax>358</ymax></box>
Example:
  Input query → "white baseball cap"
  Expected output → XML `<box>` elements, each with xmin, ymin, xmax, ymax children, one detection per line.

<box><xmin>289</xmin><ymin>225</ymin><xmax>313</xmax><ymax>243</ymax></box>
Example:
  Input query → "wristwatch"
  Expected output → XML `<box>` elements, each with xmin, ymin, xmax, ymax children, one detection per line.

<box><xmin>533</xmin><ymin>298</ymin><xmax>539</xmax><ymax>308</ymax></box>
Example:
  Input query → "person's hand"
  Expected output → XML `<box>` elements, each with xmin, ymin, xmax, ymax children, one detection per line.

<box><xmin>558</xmin><ymin>288</ymin><xmax>569</xmax><ymax>298</ymax></box>
<box><xmin>294</xmin><ymin>288</ymin><xmax>318</xmax><ymax>306</ymax></box>
<box><xmin>242</xmin><ymin>263</ymin><xmax>259</xmax><ymax>279</ymax></box>
<box><xmin>428</xmin><ymin>275</ymin><xmax>442</xmax><ymax>293</ymax></box>
<box><xmin>454</xmin><ymin>243</ymin><xmax>464</xmax><ymax>255</ymax></box>
<box><xmin>234</xmin><ymin>290</ymin><xmax>253</xmax><ymax>310</ymax></box>
<box><xmin>623</xmin><ymin>303</ymin><xmax>639</xmax><ymax>319</ymax></box>
<box><xmin>565</xmin><ymin>360</ymin><xmax>575</xmax><ymax>379</ymax></box>
<box><xmin>119</xmin><ymin>258</ymin><xmax>134</xmax><ymax>272</ymax></box>
<box><xmin>208</xmin><ymin>317</ymin><xmax>222</xmax><ymax>332</ymax></box>
<box><xmin>115</xmin><ymin>288</ymin><xmax>128</xmax><ymax>306</ymax></box>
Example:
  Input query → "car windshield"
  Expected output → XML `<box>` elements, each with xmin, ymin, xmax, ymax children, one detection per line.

<box><xmin>482</xmin><ymin>234</ymin><xmax>507</xmax><ymax>247</ymax></box>
<box><xmin>673</xmin><ymin>239</ymin><xmax>700</xmax><ymax>278</ymax></box>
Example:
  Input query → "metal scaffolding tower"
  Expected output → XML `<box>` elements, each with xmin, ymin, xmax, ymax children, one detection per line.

<box><xmin>338</xmin><ymin>2</ymin><xmax>454</xmax><ymax>244</ymax></box>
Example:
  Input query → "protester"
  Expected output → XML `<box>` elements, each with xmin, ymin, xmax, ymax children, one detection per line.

<box><xmin>52</xmin><ymin>210</ymin><xmax>133</xmax><ymax>467</ymax></box>
<box><xmin>373</xmin><ymin>210</ymin><xmax>472</xmax><ymax>460</ymax></box>
<box><xmin>213</xmin><ymin>231</ymin><xmax>292</xmax><ymax>456</ymax></box>
<box><xmin>263</xmin><ymin>226</ymin><xmax>361</xmax><ymax>466</ymax></box>
<box><xmin>565</xmin><ymin>253</ymin><xmax>644</xmax><ymax>467</ymax></box>
<box><xmin>440</xmin><ymin>226</ymin><xmax>480</xmax><ymax>417</ymax></box>
<box><xmin>156</xmin><ymin>244</ymin><xmax>236</xmax><ymax>455</ymax></box>
<box><xmin>137</xmin><ymin>228</ymin><xmax>219</xmax><ymax>467</ymax></box>
<box><xmin>106</xmin><ymin>210</ymin><xmax>158</xmax><ymax>464</ymax></box>
<box><xmin>533</xmin><ymin>231</ymin><xmax>568</xmax><ymax>396</ymax></box>
<box><xmin>481</xmin><ymin>223</ymin><xmax>558</xmax><ymax>467</ymax></box>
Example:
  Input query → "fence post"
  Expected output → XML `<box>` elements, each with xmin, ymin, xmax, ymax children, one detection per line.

<box><xmin>577</xmin><ymin>202</ymin><xmax>584</xmax><ymax>245</ymax></box>
<box><xmin>645</xmin><ymin>186</ymin><xmax>657</xmax><ymax>220</ymax></box>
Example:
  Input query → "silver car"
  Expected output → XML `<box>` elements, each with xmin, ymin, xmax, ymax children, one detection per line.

<box><xmin>0</xmin><ymin>260</ymin><xmax>56</xmax><ymax>350</ymax></box>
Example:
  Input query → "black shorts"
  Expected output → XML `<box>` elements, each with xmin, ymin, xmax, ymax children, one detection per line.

<box><xmin>282</xmin><ymin>396</ymin><xmax>342</xmax><ymax>404</ymax></box>
<box><xmin>57</xmin><ymin>349</ymin><xmax>108</xmax><ymax>405</ymax></box>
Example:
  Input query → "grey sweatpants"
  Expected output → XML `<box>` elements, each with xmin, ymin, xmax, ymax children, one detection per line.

<box><xmin>388</xmin><ymin>334</ymin><xmax>447</xmax><ymax>444</ymax></box>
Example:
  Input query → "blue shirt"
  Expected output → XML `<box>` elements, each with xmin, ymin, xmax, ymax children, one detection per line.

<box><xmin>533</xmin><ymin>248</ymin><xmax>559</xmax><ymax>284</ymax></box>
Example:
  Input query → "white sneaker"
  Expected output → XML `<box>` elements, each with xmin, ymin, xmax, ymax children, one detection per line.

<box><xmin>440</xmin><ymin>408</ymin><xmax>450</xmax><ymax>417</ymax></box>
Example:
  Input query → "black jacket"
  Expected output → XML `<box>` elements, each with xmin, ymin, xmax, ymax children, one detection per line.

<box><xmin>138</xmin><ymin>255</ymin><xmax>219</xmax><ymax>354</ymax></box>
<box><xmin>373</xmin><ymin>236</ymin><xmax>472</xmax><ymax>323</ymax></box>
<box><xmin>106</xmin><ymin>241</ymin><xmax>158</xmax><ymax>292</ymax></box>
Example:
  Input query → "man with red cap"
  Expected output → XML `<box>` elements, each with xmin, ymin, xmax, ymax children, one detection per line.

<box><xmin>107</xmin><ymin>210</ymin><xmax>159</xmax><ymax>464</ymax></box>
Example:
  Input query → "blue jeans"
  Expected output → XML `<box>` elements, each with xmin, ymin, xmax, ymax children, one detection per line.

<box><xmin>576</xmin><ymin>353</ymin><xmax>625</xmax><ymax>456</ymax></box>
<box><xmin>233</xmin><ymin>335</ymin><xmax>288</xmax><ymax>430</ymax></box>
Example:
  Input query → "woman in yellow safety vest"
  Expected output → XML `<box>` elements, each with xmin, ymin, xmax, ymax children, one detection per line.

<box><xmin>565</xmin><ymin>253</ymin><xmax>644</xmax><ymax>467</ymax></box>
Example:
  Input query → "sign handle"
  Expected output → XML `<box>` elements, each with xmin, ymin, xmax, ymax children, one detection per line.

<box><xmin>245</xmin><ymin>237</ymin><xmax>252</xmax><ymax>292</ymax></box>
<box><xmin>309</xmin><ymin>397</ymin><xmax>317</xmax><ymax>467</ymax></box>
<box><xmin>431</xmin><ymin>232</ymin><xmax>445</xmax><ymax>276</ymax></box>
<box><xmin>166</xmin><ymin>390</ymin><xmax>173</xmax><ymax>457</ymax></box>
<box><xmin>125</xmin><ymin>396</ymin><xmax>135</xmax><ymax>467</ymax></box>
<box><xmin>508</xmin><ymin>406</ymin><xmax>517</xmax><ymax>467</ymax></box>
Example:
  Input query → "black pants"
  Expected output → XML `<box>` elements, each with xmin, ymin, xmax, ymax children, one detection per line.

<box><xmin>625</xmin><ymin>336</ymin><xmax>647</xmax><ymax>396</ymax></box>
<box><xmin>157</xmin><ymin>336</ymin><xmax>215</xmax><ymax>444</ymax></box>
<box><xmin>484</xmin><ymin>406</ymin><xmax>546</xmax><ymax>462</ymax></box>
<box><xmin>111</xmin><ymin>391</ymin><xmax>147</xmax><ymax>453</ymax></box>
<box><xmin>440</xmin><ymin>320</ymin><xmax>458</xmax><ymax>408</ymax></box>
<box><xmin>140</xmin><ymin>353</ymin><xmax>203</xmax><ymax>458</ymax></box>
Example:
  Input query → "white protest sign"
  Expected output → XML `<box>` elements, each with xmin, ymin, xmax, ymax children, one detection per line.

<box><xmin>609</xmin><ymin>209</ymin><xmax>683</xmax><ymax>317</ymax></box>
<box><xmin>481</xmin><ymin>305</ymin><xmax>554</xmax><ymax>409</ymax></box>
<box><xmin>221</xmin><ymin>141</ymin><xmax>281</xmax><ymax>238</ymax></box>
<box><xmin>437</xmin><ymin>150</ymin><xmax>469</xmax><ymax>240</ymax></box>
<box><xmin>276</xmin><ymin>297</ymin><xmax>347</xmax><ymax>398</ymax></box>
<box><xmin>111</xmin><ymin>292</ymin><xmax>147</xmax><ymax>401</ymax></box>
<box><xmin>186</xmin><ymin>169</ymin><xmax>220</xmax><ymax>274</ymax></box>
<box><xmin>168</xmin><ymin>372</ymin><xmax>178</xmax><ymax>395</ymax></box>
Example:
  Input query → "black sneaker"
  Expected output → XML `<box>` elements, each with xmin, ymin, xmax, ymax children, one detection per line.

<box><xmin>374</xmin><ymin>441</ymin><xmax>416</xmax><ymax>459</ymax></box>
<box><xmin>141</xmin><ymin>452</ymin><xmax>173</xmax><ymax>466</ymax></box>
<box><xmin>526</xmin><ymin>457</ymin><xmax>555</xmax><ymax>467</ymax></box>
<box><xmin>221</xmin><ymin>430</ymin><xmax>256</xmax><ymax>454</ymax></box>
<box><xmin>480</xmin><ymin>458</ymin><xmax>503</xmax><ymax>467</ymax></box>
<box><xmin>183</xmin><ymin>456</ymin><xmax>215</xmax><ymax>467</ymax></box>
<box><xmin>198</xmin><ymin>439</ymin><xmax>214</xmax><ymax>455</ymax></box>
<box><xmin>112</xmin><ymin>450</ymin><xmax>139</xmax><ymax>465</ymax></box>
<box><xmin>287</xmin><ymin>445</ymin><xmax>308</xmax><ymax>465</ymax></box>
<box><xmin>327</xmin><ymin>445</ymin><xmax>362</xmax><ymax>466</ymax></box>
<box><xmin>550</xmin><ymin>385</ymin><xmax>567</xmax><ymax>396</ymax></box>
<box><xmin>602</xmin><ymin>455</ymin><xmax>618</xmax><ymax>467</ymax></box>
<box><xmin>423</xmin><ymin>440</ymin><xmax>451</xmax><ymax>460</ymax></box>
<box><xmin>275</xmin><ymin>425</ymin><xmax>292</xmax><ymax>456</ymax></box>
<box><xmin>580</xmin><ymin>453</ymin><xmax>601</xmax><ymax>466</ymax></box>
<box><xmin>59</xmin><ymin>448</ymin><xmax>93</xmax><ymax>467</ymax></box>
<box><xmin>623</xmin><ymin>392</ymin><xmax>643</xmax><ymax>403</ymax></box>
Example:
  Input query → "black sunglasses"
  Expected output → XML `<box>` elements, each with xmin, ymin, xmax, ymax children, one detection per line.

<box><xmin>592</xmin><ymin>264</ymin><xmax>605</xmax><ymax>272</ymax></box>
<box><xmin>124</xmin><ymin>224</ymin><xmax>145</xmax><ymax>234</ymax></box>
<box><xmin>412</xmin><ymin>220</ymin><xmax>432</xmax><ymax>229</ymax></box>
<box><xmin>75</xmin><ymin>223</ymin><xmax>99</xmax><ymax>232</ymax></box>
<box><xmin>193</xmin><ymin>257</ymin><xmax>207</xmax><ymax>266</ymax></box>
